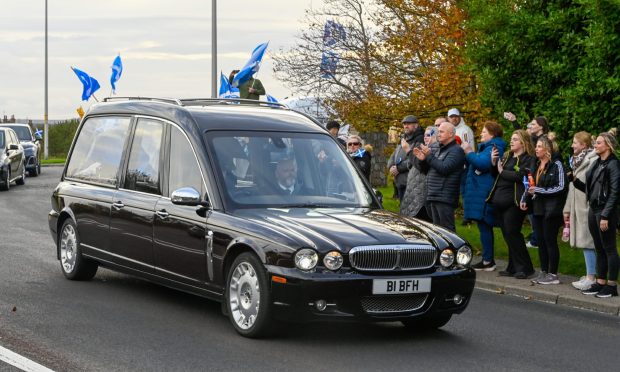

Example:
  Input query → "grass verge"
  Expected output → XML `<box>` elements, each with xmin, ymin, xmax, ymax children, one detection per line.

<box><xmin>42</xmin><ymin>157</ymin><xmax>66</xmax><ymax>165</ymax></box>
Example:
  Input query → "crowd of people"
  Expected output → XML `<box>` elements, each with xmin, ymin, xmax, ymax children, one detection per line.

<box><xmin>332</xmin><ymin>110</ymin><xmax>619</xmax><ymax>299</ymax></box>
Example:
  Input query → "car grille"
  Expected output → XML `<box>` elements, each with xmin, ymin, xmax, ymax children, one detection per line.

<box><xmin>361</xmin><ymin>294</ymin><xmax>428</xmax><ymax>314</ymax></box>
<box><xmin>349</xmin><ymin>244</ymin><xmax>437</xmax><ymax>271</ymax></box>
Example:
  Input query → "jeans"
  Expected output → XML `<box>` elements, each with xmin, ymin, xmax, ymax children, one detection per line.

<box><xmin>477</xmin><ymin>220</ymin><xmax>495</xmax><ymax>262</ymax></box>
<box><xmin>588</xmin><ymin>210</ymin><xmax>619</xmax><ymax>281</ymax></box>
<box><xmin>583</xmin><ymin>249</ymin><xmax>596</xmax><ymax>276</ymax></box>
<box><xmin>396</xmin><ymin>184</ymin><xmax>407</xmax><ymax>203</ymax></box>
<box><xmin>428</xmin><ymin>202</ymin><xmax>456</xmax><ymax>232</ymax></box>
<box><xmin>532</xmin><ymin>214</ymin><xmax>562</xmax><ymax>274</ymax></box>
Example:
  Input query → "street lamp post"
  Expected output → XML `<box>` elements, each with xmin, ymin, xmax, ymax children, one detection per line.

<box><xmin>211</xmin><ymin>0</ymin><xmax>217</xmax><ymax>98</ymax></box>
<box><xmin>44</xmin><ymin>0</ymin><xmax>49</xmax><ymax>159</ymax></box>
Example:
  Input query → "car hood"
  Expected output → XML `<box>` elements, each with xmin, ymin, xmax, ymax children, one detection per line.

<box><xmin>20</xmin><ymin>141</ymin><xmax>36</xmax><ymax>149</ymax></box>
<box><xmin>233</xmin><ymin>208</ymin><xmax>466</xmax><ymax>253</ymax></box>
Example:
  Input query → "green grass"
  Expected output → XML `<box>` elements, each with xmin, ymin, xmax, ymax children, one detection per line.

<box><xmin>41</xmin><ymin>157</ymin><xmax>66</xmax><ymax>164</ymax></box>
<box><xmin>377</xmin><ymin>184</ymin><xmax>595</xmax><ymax>277</ymax></box>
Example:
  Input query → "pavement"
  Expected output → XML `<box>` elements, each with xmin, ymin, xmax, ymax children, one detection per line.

<box><xmin>475</xmin><ymin>259</ymin><xmax>620</xmax><ymax>316</ymax></box>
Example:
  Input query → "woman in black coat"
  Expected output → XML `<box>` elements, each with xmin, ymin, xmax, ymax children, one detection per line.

<box><xmin>346</xmin><ymin>135</ymin><xmax>372</xmax><ymax>181</ymax></box>
<box><xmin>488</xmin><ymin>129</ymin><xmax>535</xmax><ymax>279</ymax></box>
<box><xmin>575</xmin><ymin>132</ymin><xmax>620</xmax><ymax>298</ymax></box>
<box><xmin>521</xmin><ymin>135</ymin><xmax>567</xmax><ymax>285</ymax></box>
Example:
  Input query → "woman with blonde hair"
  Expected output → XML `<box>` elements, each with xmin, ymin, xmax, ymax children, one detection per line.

<box><xmin>563</xmin><ymin>131</ymin><xmax>597</xmax><ymax>290</ymax></box>
<box><xmin>488</xmin><ymin>129</ymin><xmax>535</xmax><ymax>278</ymax></box>
<box><xmin>522</xmin><ymin>135</ymin><xmax>567</xmax><ymax>284</ymax></box>
<box><xmin>576</xmin><ymin>132</ymin><xmax>620</xmax><ymax>298</ymax></box>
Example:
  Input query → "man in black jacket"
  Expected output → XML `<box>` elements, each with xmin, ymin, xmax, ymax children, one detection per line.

<box><xmin>388</xmin><ymin>115</ymin><xmax>424</xmax><ymax>201</ymax></box>
<box><xmin>413</xmin><ymin>122</ymin><xmax>465</xmax><ymax>232</ymax></box>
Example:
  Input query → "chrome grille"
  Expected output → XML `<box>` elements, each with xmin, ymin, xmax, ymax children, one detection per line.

<box><xmin>349</xmin><ymin>245</ymin><xmax>437</xmax><ymax>271</ymax></box>
<box><xmin>361</xmin><ymin>294</ymin><xmax>428</xmax><ymax>314</ymax></box>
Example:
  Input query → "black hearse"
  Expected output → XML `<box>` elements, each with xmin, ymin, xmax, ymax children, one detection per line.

<box><xmin>48</xmin><ymin>97</ymin><xmax>475</xmax><ymax>337</ymax></box>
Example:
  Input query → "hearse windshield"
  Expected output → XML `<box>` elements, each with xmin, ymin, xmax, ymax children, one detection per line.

<box><xmin>208</xmin><ymin>131</ymin><xmax>374</xmax><ymax>209</ymax></box>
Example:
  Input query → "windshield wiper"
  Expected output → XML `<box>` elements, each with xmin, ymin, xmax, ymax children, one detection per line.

<box><xmin>279</xmin><ymin>203</ymin><xmax>331</xmax><ymax>209</ymax></box>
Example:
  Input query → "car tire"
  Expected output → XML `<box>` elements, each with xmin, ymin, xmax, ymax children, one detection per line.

<box><xmin>16</xmin><ymin>161</ymin><xmax>26</xmax><ymax>185</ymax></box>
<box><xmin>225</xmin><ymin>252</ymin><xmax>272</xmax><ymax>338</ymax></box>
<box><xmin>58</xmin><ymin>219</ymin><xmax>98</xmax><ymax>280</ymax></box>
<box><xmin>0</xmin><ymin>169</ymin><xmax>10</xmax><ymax>191</ymax></box>
<box><xmin>29</xmin><ymin>160</ymin><xmax>40</xmax><ymax>177</ymax></box>
<box><xmin>401</xmin><ymin>314</ymin><xmax>452</xmax><ymax>330</ymax></box>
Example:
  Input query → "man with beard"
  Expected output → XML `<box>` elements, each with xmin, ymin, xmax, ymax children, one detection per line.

<box><xmin>387</xmin><ymin>115</ymin><xmax>424</xmax><ymax>201</ymax></box>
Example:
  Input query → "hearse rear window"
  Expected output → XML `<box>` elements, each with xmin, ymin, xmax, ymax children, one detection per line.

<box><xmin>65</xmin><ymin>117</ymin><xmax>131</xmax><ymax>186</ymax></box>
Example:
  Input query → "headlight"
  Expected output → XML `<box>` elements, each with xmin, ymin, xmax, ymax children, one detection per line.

<box><xmin>439</xmin><ymin>249</ymin><xmax>454</xmax><ymax>267</ymax></box>
<box><xmin>323</xmin><ymin>251</ymin><xmax>343</xmax><ymax>270</ymax></box>
<box><xmin>456</xmin><ymin>246</ymin><xmax>473</xmax><ymax>266</ymax></box>
<box><xmin>295</xmin><ymin>249</ymin><xmax>318</xmax><ymax>270</ymax></box>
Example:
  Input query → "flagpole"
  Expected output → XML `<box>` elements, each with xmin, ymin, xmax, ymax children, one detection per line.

<box><xmin>44</xmin><ymin>0</ymin><xmax>49</xmax><ymax>160</ymax></box>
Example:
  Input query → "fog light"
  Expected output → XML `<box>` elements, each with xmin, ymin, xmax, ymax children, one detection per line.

<box><xmin>315</xmin><ymin>299</ymin><xmax>327</xmax><ymax>311</ymax></box>
<box><xmin>453</xmin><ymin>294</ymin><xmax>464</xmax><ymax>305</ymax></box>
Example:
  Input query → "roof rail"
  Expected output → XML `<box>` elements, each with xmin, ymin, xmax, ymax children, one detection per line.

<box><xmin>179</xmin><ymin>98</ymin><xmax>288</xmax><ymax>109</ymax></box>
<box><xmin>101</xmin><ymin>96</ymin><xmax>288</xmax><ymax>109</ymax></box>
<box><xmin>102</xmin><ymin>96</ymin><xmax>183</xmax><ymax>105</ymax></box>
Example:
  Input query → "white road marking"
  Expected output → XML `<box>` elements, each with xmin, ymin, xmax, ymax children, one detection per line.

<box><xmin>0</xmin><ymin>345</ymin><xmax>55</xmax><ymax>372</ymax></box>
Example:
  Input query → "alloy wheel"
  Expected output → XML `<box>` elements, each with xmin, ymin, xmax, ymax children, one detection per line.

<box><xmin>60</xmin><ymin>223</ymin><xmax>77</xmax><ymax>273</ymax></box>
<box><xmin>228</xmin><ymin>261</ymin><xmax>261</xmax><ymax>330</ymax></box>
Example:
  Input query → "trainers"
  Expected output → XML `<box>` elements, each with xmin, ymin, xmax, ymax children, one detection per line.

<box><xmin>525</xmin><ymin>241</ymin><xmax>538</xmax><ymax>249</ymax></box>
<box><xmin>537</xmin><ymin>273</ymin><xmax>560</xmax><ymax>285</ymax></box>
<box><xmin>472</xmin><ymin>260</ymin><xmax>496</xmax><ymax>271</ymax></box>
<box><xmin>531</xmin><ymin>271</ymin><xmax>547</xmax><ymax>284</ymax></box>
<box><xmin>582</xmin><ymin>282</ymin><xmax>605</xmax><ymax>295</ymax></box>
<box><xmin>572</xmin><ymin>276</ymin><xmax>596</xmax><ymax>290</ymax></box>
<box><xmin>595</xmin><ymin>285</ymin><xmax>618</xmax><ymax>298</ymax></box>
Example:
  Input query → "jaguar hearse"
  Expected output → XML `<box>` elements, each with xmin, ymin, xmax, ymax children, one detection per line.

<box><xmin>48</xmin><ymin>97</ymin><xmax>475</xmax><ymax>337</ymax></box>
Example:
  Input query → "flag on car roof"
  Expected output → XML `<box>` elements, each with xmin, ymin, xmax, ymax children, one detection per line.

<box><xmin>110</xmin><ymin>54</ymin><xmax>123</xmax><ymax>94</ymax></box>
<box><xmin>218</xmin><ymin>72</ymin><xmax>239</xmax><ymax>98</ymax></box>
<box><xmin>71</xmin><ymin>67</ymin><xmax>100</xmax><ymax>101</ymax></box>
<box><xmin>231</xmin><ymin>42</ymin><xmax>269</xmax><ymax>88</ymax></box>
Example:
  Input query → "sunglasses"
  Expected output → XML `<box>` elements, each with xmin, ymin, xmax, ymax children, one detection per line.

<box><xmin>347</xmin><ymin>142</ymin><xmax>361</xmax><ymax>147</ymax></box>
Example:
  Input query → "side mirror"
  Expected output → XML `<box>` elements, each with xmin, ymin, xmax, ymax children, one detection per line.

<box><xmin>9</xmin><ymin>144</ymin><xmax>19</xmax><ymax>150</ymax></box>
<box><xmin>171</xmin><ymin>187</ymin><xmax>210</xmax><ymax>207</ymax></box>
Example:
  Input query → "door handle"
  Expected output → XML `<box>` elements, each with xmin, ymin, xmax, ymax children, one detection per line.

<box><xmin>112</xmin><ymin>201</ymin><xmax>125</xmax><ymax>210</ymax></box>
<box><xmin>155</xmin><ymin>210</ymin><xmax>169</xmax><ymax>219</ymax></box>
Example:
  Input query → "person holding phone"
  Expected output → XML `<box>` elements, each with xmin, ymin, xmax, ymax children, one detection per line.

<box><xmin>488</xmin><ymin>129</ymin><xmax>536</xmax><ymax>278</ymax></box>
<box><xmin>461</xmin><ymin>121</ymin><xmax>506</xmax><ymax>271</ymax></box>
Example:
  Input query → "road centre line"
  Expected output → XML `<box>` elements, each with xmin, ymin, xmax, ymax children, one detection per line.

<box><xmin>0</xmin><ymin>345</ymin><xmax>55</xmax><ymax>372</ymax></box>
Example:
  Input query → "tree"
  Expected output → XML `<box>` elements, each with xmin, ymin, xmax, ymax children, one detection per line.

<box><xmin>463</xmin><ymin>0</ymin><xmax>620</xmax><ymax>146</ymax></box>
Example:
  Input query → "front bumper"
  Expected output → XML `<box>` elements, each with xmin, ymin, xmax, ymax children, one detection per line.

<box><xmin>266</xmin><ymin>266</ymin><xmax>475</xmax><ymax>323</ymax></box>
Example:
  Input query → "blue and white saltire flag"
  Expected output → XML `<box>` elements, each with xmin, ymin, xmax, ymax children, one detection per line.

<box><xmin>110</xmin><ymin>54</ymin><xmax>123</xmax><ymax>94</ymax></box>
<box><xmin>72</xmin><ymin>67</ymin><xmax>100</xmax><ymax>101</ymax></box>
<box><xmin>320</xmin><ymin>51</ymin><xmax>339</xmax><ymax>78</ymax></box>
<box><xmin>323</xmin><ymin>20</ymin><xmax>346</xmax><ymax>47</ymax></box>
<box><xmin>34</xmin><ymin>129</ymin><xmax>43</xmax><ymax>138</ymax></box>
<box><xmin>231</xmin><ymin>42</ymin><xmax>269</xmax><ymax>88</ymax></box>
<box><xmin>218</xmin><ymin>72</ymin><xmax>239</xmax><ymax>98</ymax></box>
<box><xmin>351</xmin><ymin>147</ymin><xmax>366</xmax><ymax>159</ymax></box>
<box><xmin>266</xmin><ymin>94</ymin><xmax>278</xmax><ymax>103</ymax></box>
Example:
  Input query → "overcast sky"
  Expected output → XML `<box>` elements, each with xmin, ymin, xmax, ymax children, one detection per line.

<box><xmin>0</xmin><ymin>1</ymin><xmax>323</xmax><ymax>120</ymax></box>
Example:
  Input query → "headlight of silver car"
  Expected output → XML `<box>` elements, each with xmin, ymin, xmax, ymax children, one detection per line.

<box><xmin>456</xmin><ymin>245</ymin><xmax>473</xmax><ymax>266</ymax></box>
<box><xmin>295</xmin><ymin>249</ymin><xmax>318</xmax><ymax>270</ymax></box>
<box><xmin>439</xmin><ymin>249</ymin><xmax>455</xmax><ymax>267</ymax></box>
<box><xmin>323</xmin><ymin>251</ymin><xmax>343</xmax><ymax>270</ymax></box>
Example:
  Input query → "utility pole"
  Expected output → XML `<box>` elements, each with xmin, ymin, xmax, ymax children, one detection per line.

<box><xmin>211</xmin><ymin>0</ymin><xmax>217</xmax><ymax>98</ymax></box>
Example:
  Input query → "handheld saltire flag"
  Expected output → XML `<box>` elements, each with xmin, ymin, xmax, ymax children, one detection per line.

<box><xmin>71</xmin><ymin>67</ymin><xmax>100</xmax><ymax>101</ymax></box>
<box><xmin>34</xmin><ymin>129</ymin><xmax>43</xmax><ymax>139</ymax></box>
<box><xmin>231</xmin><ymin>42</ymin><xmax>269</xmax><ymax>88</ymax></box>
<box><xmin>77</xmin><ymin>106</ymin><xmax>85</xmax><ymax>119</ymax></box>
<box><xmin>266</xmin><ymin>94</ymin><xmax>278</xmax><ymax>103</ymax></box>
<box><xmin>218</xmin><ymin>71</ymin><xmax>230</xmax><ymax>97</ymax></box>
<box><xmin>110</xmin><ymin>54</ymin><xmax>123</xmax><ymax>94</ymax></box>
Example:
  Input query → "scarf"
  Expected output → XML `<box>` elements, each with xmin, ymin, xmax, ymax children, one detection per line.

<box><xmin>570</xmin><ymin>148</ymin><xmax>592</xmax><ymax>170</ymax></box>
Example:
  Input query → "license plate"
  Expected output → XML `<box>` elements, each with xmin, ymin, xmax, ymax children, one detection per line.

<box><xmin>372</xmin><ymin>278</ymin><xmax>431</xmax><ymax>294</ymax></box>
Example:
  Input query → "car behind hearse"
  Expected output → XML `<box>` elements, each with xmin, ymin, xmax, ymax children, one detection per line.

<box><xmin>48</xmin><ymin>97</ymin><xmax>475</xmax><ymax>337</ymax></box>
